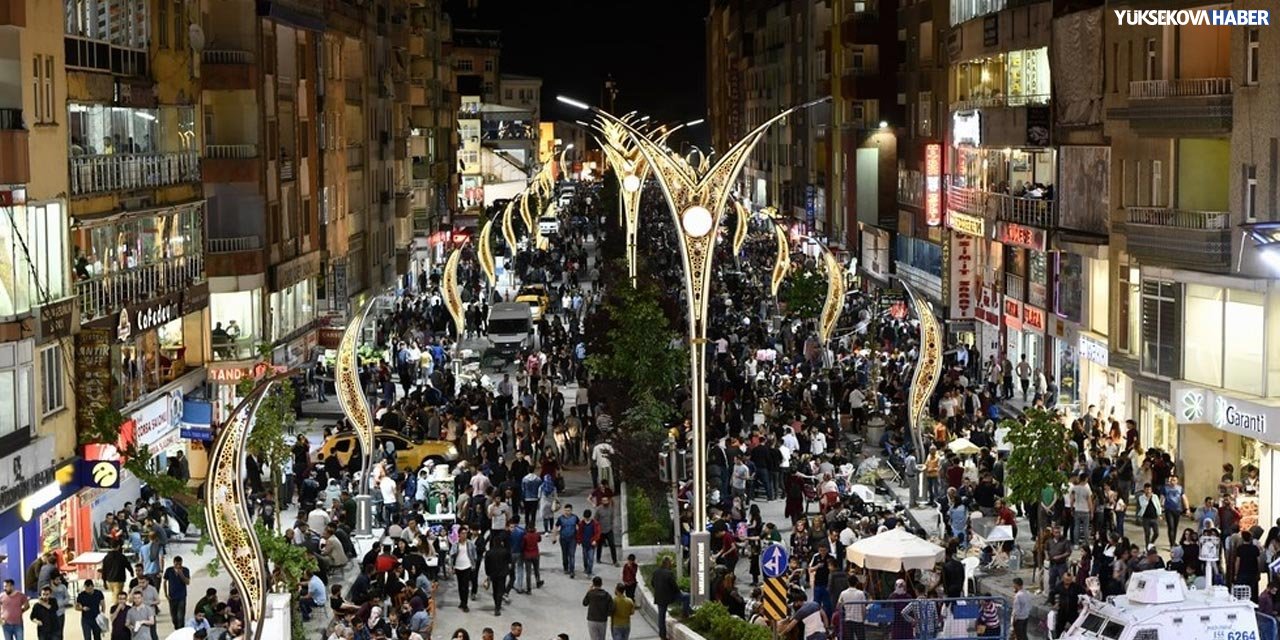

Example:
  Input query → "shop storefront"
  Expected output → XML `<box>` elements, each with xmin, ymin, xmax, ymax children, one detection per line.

<box><xmin>0</xmin><ymin>436</ymin><xmax>81</xmax><ymax>592</ymax></box>
<box><xmin>1169</xmin><ymin>382</ymin><xmax>1280</xmax><ymax>537</ymax></box>
<box><xmin>975</xmin><ymin>283</ymin><xmax>1002</xmax><ymax>362</ymax></box>
<box><xmin>210</xmin><ymin>288</ymin><xmax>263</xmax><ymax>361</ymax></box>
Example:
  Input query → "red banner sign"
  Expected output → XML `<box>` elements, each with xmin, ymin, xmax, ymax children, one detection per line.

<box><xmin>1023</xmin><ymin>304</ymin><xmax>1046</xmax><ymax>333</ymax></box>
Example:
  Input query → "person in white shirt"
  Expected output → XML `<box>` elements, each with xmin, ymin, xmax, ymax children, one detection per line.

<box><xmin>591</xmin><ymin>441</ymin><xmax>615</xmax><ymax>489</ymax></box>
<box><xmin>838</xmin><ymin>523</ymin><xmax>858</xmax><ymax>548</ymax></box>
<box><xmin>380</xmin><ymin>473</ymin><xmax>399</xmax><ymax>525</ymax></box>
<box><xmin>810</xmin><ymin>430</ymin><xmax>827</xmax><ymax>457</ymax></box>
<box><xmin>837</xmin><ymin>576</ymin><xmax>868</xmax><ymax>638</ymax></box>
<box><xmin>781</xmin><ymin>430</ymin><xmax>800</xmax><ymax>454</ymax></box>
<box><xmin>307</xmin><ymin>506</ymin><xmax>330</xmax><ymax>534</ymax></box>
<box><xmin>469</xmin><ymin>469</ymin><xmax>492</xmax><ymax>497</ymax></box>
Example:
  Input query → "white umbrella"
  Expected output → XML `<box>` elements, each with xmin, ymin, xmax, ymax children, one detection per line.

<box><xmin>986</xmin><ymin>525</ymin><xmax>1015</xmax><ymax>543</ymax></box>
<box><xmin>165</xmin><ymin>630</ymin><xmax>196</xmax><ymax>640</ymax></box>
<box><xmin>847</xmin><ymin>484</ymin><xmax>877</xmax><ymax>503</ymax></box>
<box><xmin>948</xmin><ymin>438</ymin><xmax>981</xmax><ymax>455</ymax></box>
<box><xmin>846</xmin><ymin>527</ymin><xmax>946</xmax><ymax>572</ymax></box>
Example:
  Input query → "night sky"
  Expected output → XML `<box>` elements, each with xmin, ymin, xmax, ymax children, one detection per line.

<box><xmin>447</xmin><ymin>0</ymin><xmax>711</xmax><ymax>144</ymax></box>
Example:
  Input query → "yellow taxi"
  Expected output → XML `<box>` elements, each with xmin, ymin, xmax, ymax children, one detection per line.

<box><xmin>319</xmin><ymin>429</ymin><xmax>458</xmax><ymax>470</ymax></box>
<box><xmin>514</xmin><ymin>284</ymin><xmax>550</xmax><ymax>321</ymax></box>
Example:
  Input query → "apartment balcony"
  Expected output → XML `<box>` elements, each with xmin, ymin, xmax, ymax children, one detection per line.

<box><xmin>0</xmin><ymin>0</ymin><xmax>26</xmax><ymax>26</ymax></box>
<box><xmin>346</xmin><ymin>144</ymin><xmax>364</xmax><ymax>168</ymax></box>
<box><xmin>76</xmin><ymin>254</ymin><xmax>205</xmax><ymax>324</ymax></box>
<box><xmin>1109</xmin><ymin>78</ymin><xmax>1232</xmax><ymax>136</ymax></box>
<box><xmin>946</xmin><ymin>185</ymin><xmax>996</xmax><ymax>219</ymax></box>
<box><xmin>208</xmin><ymin>235</ymin><xmax>262</xmax><ymax>253</ymax></box>
<box><xmin>994</xmin><ymin>193</ymin><xmax>1057</xmax><ymax>229</ymax></box>
<box><xmin>70</xmin><ymin>151</ymin><xmax>200</xmax><ymax>197</ymax></box>
<box><xmin>1124</xmin><ymin>206</ymin><xmax>1231</xmax><ymax>271</ymax></box>
<box><xmin>345</xmin><ymin>79</ymin><xmax>363</xmax><ymax>103</ymax></box>
<box><xmin>0</xmin><ymin>109</ymin><xmax>29</xmax><ymax>185</ymax></box>
<box><xmin>841</xmin><ymin>8</ymin><xmax>879</xmax><ymax>45</ymax></box>
<box><xmin>203</xmin><ymin>144</ymin><xmax>259</xmax><ymax>183</ymax></box>
<box><xmin>201</xmin><ymin>50</ymin><xmax>257</xmax><ymax>91</ymax></box>
<box><xmin>279</xmin><ymin>157</ymin><xmax>295</xmax><ymax>182</ymax></box>
<box><xmin>276</xmin><ymin>74</ymin><xmax>295</xmax><ymax>100</ymax></box>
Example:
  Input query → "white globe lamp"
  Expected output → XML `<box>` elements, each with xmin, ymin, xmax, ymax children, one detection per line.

<box><xmin>622</xmin><ymin>174</ymin><xmax>641</xmax><ymax>193</ymax></box>
<box><xmin>681</xmin><ymin>206</ymin><xmax>714</xmax><ymax>238</ymax></box>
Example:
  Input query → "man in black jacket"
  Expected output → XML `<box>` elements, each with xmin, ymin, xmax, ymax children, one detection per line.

<box><xmin>582</xmin><ymin>576</ymin><xmax>614</xmax><ymax>640</ymax></box>
<box><xmin>484</xmin><ymin>534</ymin><xmax>511</xmax><ymax>616</ymax></box>
<box><xmin>650</xmin><ymin>556</ymin><xmax>681</xmax><ymax>640</ymax></box>
<box><xmin>101</xmin><ymin>542</ymin><xmax>131</xmax><ymax>604</ymax></box>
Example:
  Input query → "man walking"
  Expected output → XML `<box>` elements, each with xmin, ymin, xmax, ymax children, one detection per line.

<box><xmin>1070</xmin><ymin>473</ymin><xmax>1094</xmax><ymax>546</ymax></box>
<box><xmin>163</xmin><ymin>556</ymin><xmax>190</xmax><ymax>630</ymax></box>
<box><xmin>1015</xmin><ymin>354</ymin><xmax>1032</xmax><ymax>401</ymax></box>
<box><xmin>1136</xmin><ymin>483</ymin><xmax>1163</xmax><ymax>548</ymax></box>
<box><xmin>483</xmin><ymin>535</ymin><xmax>511</xmax><ymax>617</ymax></box>
<box><xmin>1163</xmin><ymin>475</ymin><xmax>1190</xmax><ymax>547</ymax></box>
<box><xmin>582</xmin><ymin>576</ymin><xmax>614</xmax><ymax>640</ymax></box>
<box><xmin>651</xmin><ymin>557</ymin><xmax>680</xmax><ymax>640</ymax></box>
<box><xmin>611</xmin><ymin>582</ymin><xmax>635</xmax><ymax>640</ymax></box>
<box><xmin>1011</xmin><ymin>577</ymin><xmax>1031</xmax><ymax>640</ymax></box>
<box><xmin>554</xmin><ymin>504</ymin><xmax>581</xmax><ymax>578</ymax></box>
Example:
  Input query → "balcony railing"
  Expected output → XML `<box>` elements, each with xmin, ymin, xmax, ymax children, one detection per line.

<box><xmin>994</xmin><ymin>192</ymin><xmax>1057</xmax><ymax>228</ymax></box>
<box><xmin>412</xmin><ymin>178</ymin><xmax>430</xmax><ymax>190</ymax></box>
<box><xmin>70</xmin><ymin>151</ymin><xmax>201</xmax><ymax>196</ymax></box>
<box><xmin>346</xmin><ymin>145</ymin><xmax>364</xmax><ymax>168</ymax></box>
<box><xmin>950</xmin><ymin>96</ymin><xmax>1005</xmax><ymax>112</ymax></box>
<box><xmin>279</xmin><ymin>158</ymin><xmax>295</xmax><ymax>181</ymax></box>
<box><xmin>277</xmin><ymin>74</ymin><xmax>295</xmax><ymax>98</ymax></box>
<box><xmin>205</xmin><ymin>144</ymin><xmax>258</xmax><ymax>159</ymax></box>
<box><xmin>208</xmin><ymin>236</ymin><xmax>262</xmax><ymax>253</ymax></box>
<box><xmin>76</xmin><ymin>254</ymin><xmax>205</xmax><ymax>324</ymax></box>
<box><xmin>202</xmin><ymin>49</ymin><xmax>254</xmax><ymax>65</ymax></box>
<box><xmin>946</xmin><ymin>185</ymin><xmax>992</xmax><ymax>217</ymax></box>
<box><xmin>1125</xmin><ymin>207</ymin><xmax>1229</xmax><ymax>230</ymax></box>
<box><xmin>0</xmin><ymin>108</ymin><xmax>22</xmax><ymax>130</ymax></box>
<box><xmin>1129</xmin><ymin>78</ymin><xmax>1232</xmax><ymax>99</ymax></box>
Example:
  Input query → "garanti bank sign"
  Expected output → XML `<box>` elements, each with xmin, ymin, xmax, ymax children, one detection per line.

<box><xmin>1172</xmin><ymin>382</ymin><xmax>1279</xmax><ymax>445</ymax></box>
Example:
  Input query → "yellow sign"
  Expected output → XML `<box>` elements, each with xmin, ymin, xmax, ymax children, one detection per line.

<box><xmin>760</xmin><ymin>577</ymin><xmax>790</xmax><ymax>622</ymax></box>
<box><xmin>948</xmin><ymin>210</ymin><xmax>986</xmax><ymax>237</ymax></box>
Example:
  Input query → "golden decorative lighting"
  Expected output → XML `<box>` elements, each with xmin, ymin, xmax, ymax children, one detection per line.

<box><xmin>904</xmin><ymin>281</ymin><xmax>943</xmax><ymax>458</ymax></box>
<box><xmin>731</xmin><ymin>198</ymin><xmax>750</xmax><ymax>258</ymax></box>
<box><xmin>335</xmin><ymin>299</ymin><xmax>377</xmax><ymax>484</ymax></box>
<box><xmin>817</xmin><ymin>248</ymin><xmax>846</xmax><ymax>345</ymax></box>
<box><xmin>501</xmin><ymin>199</ymin><xmax>519</xmax><ymax>252</ymax></box>
<box><xmin>478</xmin><ymin>217</ymin><xmax>497</xmax><ymax>286</ymax></box>
<box><xmin>593</xmin><ymin>97</ymin><xmax>828</xmax><ymax>542</ymax></box>
<box><xmin>519</xmin><ymin>192</ymin><xmax>535</xmax><ymax>240</ymax></box>
<box><xmin>442</xmin><ymin>248</ymin><xmax>465</xmax><ymax>336</ymax></box>
<box><xmin>771</xmin><ymin>224</ymin><xmax>790</xmax><ymax>298</ymax></box>
<box><xmin>205</xmin><ymin>375</ymin><xmax>293</xmax><ymax>640</ymax></box>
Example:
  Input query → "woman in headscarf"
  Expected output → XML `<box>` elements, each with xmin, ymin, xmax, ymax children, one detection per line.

<box><xmin>888</xmin><ymin>578</ymin><xmax>915</xmax><ymax>640</ymax></box>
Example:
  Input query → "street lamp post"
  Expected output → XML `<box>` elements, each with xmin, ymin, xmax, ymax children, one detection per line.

<box><xmin>566</xmin><ymin>94</ymin><xmax>827</xmax><ymax>605</ymax></box>
<box><xmin>335</xmin><ymin>297</ymin><xmax>379</xmax><ymax>537</ymax></box>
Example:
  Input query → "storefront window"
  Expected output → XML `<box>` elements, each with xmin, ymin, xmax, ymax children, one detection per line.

<box><xmin>1055</xmin><ymin>253</ymin><xmax>1083</xmax><ymax>323</ymax></box>
<box><xmin>211</xmin><ymin>290</ymin><xmax>263</xmax><ymax>360</ymax></box>
<box><xmin>1224</xmin><ymin>289</ymin><xmax>1265</xmax><ymax>396</ymax></box>
<box><xmin>270</xmin><ymin>279</ymin><xmax>316</xmax><ymax>342</ymax></box>
<box><xmin>1184</xmin><ymin>284</ymin><xmax>1224</xmax><ymax>388</ymax></box>
<box><xmin>1057</xmin><ymin>339</ymin><xmax>1078</xmax><ymax>406</ymax></box>
<box><xmin>1028</xmin><ymin>251</ymin><xmax>1048</xmax><ymax>309</ymax></box>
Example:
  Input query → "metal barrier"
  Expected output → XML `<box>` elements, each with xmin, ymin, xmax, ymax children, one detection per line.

<box><xmin>837</xmin><ymin>594</ymin><xmax>1011</xmax><ymax>640</ymax></box>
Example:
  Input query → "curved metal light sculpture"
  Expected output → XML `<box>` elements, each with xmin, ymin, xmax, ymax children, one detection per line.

<box><xmin>595</xmin><ymin>115</ymin><xmax>683</xmax><ymax>284</ymax></box>
<box><xmin>770</xmin><ymin>224</ymin><xmax>790</xmax><ymax>298</ymax></box>
<box><xmin>593</xmin><ymin>96</ymin><xmax>829</xmax><ymax>535</ymax></box>
<box><xmin>204</xmin><ymin>372</ymin><xmax>292</xmax><ymax>640</ymax></box>
<box><xmin>518</xmin><ymin>192</ymin><xmax>536</xmax><ymax>242</ymax></box>
<box><xmin>731</xmin><ymin>198</ymin><xmax>750</xmax><ymax>258</ymax></box>
<box><xmin>442</xmin><ymin>248</ymin><xmax>466</xmax><ymax>336</ymax></box>
<box><xmin>478</xmin><ymin>216</ymin><xmax>497</xmax><ymax>286</ymax></box>
<box><xmin>903</xmin><ymin>280</ymin><xmax>943</xmax><ymax>460</ymax></box>
<box><xmin>817</xmin><ymin>247</ymin><xmax>847</xmax><ymax>345</ymax></box>
<box><xmin>336</xmin><ymin>297</ymin><xmax>378</xmax><ymax>491</ymax></box>
<box><xmin>501</xmin><ymin>199</ymin><xmax>519</xmax><ymax>251</ymax></box>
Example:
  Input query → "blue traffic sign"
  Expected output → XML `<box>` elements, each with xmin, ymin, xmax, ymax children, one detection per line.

<box><xmin>761</xmin><ymin>543</ymin><xmax>790</xmax><ymax>579</ymax></box>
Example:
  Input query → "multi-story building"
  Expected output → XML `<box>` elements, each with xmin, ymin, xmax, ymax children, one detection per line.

<box><xmin>406</xmin><ymin>0</ymin><xmax>457</xmax><ymax>274</ymax></box>
<box><xmin>452</xmin><ymin>28</ymin><xmax>500</xmax><ymax>104</ymax></box>
<box><xmin>499</xmin><ymin>73</ymin><xmax>541</xmax><ymax>123</ymax></box>
<box><xmin>201</xmin><ymin>0</ymin><xmax>322</xmax><ymax>411</ymax></box>
<box><xmin>0</xmin><ymin>0</ymin><xmax>80</xmax><ymax>588</ymax></box>
<box><xmin>1103</xmin><ymin>0</ymin><xmax>1280</xmax><ymax>531</ymax></box>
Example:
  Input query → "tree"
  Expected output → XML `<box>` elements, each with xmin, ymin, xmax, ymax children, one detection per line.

<box><xmin>236</xmin><ymin>374</ymin><xmax>299</xmax><ymax>527</ymax></box>
<box><xmin>1001</xmin><ymin>408</ymin><xmax>1075</xmax><ymax>507</ymax></box>
<box><xmin>79</xmin><ymin>407</ymin><xmax>189</xmax><ymax>499</ymax></box>
<box><xmin>256</xmin><ymin>520</ymin><xmax>317</xmax><ymax>640</ymax></box>
<box><xmin>781</xmin><ymin>267</ymin><xmax>825</xmax><ymax>320</ymax></box>
<box><xmin>585</xmin><ymin>278</ymin><xmax>686</xmax><ymax>404</ymax></box>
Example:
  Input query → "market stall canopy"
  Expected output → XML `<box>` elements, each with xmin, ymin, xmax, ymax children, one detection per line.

<box><xmin>948</xmin><ymin>438</ymin><xmax>981</xmax><ymax>455</ymax></box>
<box><xmin>846</xmin><ymin>527</ymin><xmax>946</xmax><ymax>572</ymax></box>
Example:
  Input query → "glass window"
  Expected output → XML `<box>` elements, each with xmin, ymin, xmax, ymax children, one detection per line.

<box><xmin>1006</xmin><ymin>48</ymin><xmax>1050</xmax><ymax>106</ymax></box>
<box><xmin>1088</xmin><ymin>257</ymin><xmax>1110</xmax><ymax>336</ymax></box>
<box><xmin>1141</xmin><ymin>280</ymin><xmax>1180</xmax><ymax>378</ymax></box>
<box><xmin>211</xmin><ymin>289</ymin><xmax>262</xmax><ymax>360</ymax></box>
<box><xmin>1055</xmin><ymin>252</ymin><xmax>1083</xmax><ymax>323</ymax></box>
<box><xmin>0</xmin><ymin>341</ymin><xmax>34</xmax><ymax>438</ymax></box>
<box><xmin>1224</xmin><ymin>288</ymin><xmax>1264</xmax><ymax>396</ymax></box>
<box><xmin>40</xmin><ymin>345</ymin><xmax>65</xmax><ymax>416</ymax></box>
<box><xmin>269</xmin><ymin>279</ymin><xmax>315</xmax><ymax>342</ymax></box>
<box><xmin>1183</xmin><ymin>284</ymin><xmax>1223</xmax><ymax>388</ymax></box>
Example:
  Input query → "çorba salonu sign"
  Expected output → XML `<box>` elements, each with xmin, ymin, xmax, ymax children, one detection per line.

<box><xmin>1172</xmin><ymin>382</ymin><xmax>1280</xmax><ymax>444</ymax></box>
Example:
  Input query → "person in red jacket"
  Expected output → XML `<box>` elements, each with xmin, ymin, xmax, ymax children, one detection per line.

<box><xmin>521</xmin><ymin>528</ymin><xmax>544</xmax><ymax>593</ymax></box>
<box><xmin>621</xmin><ymin>554</ymin><xmax>639</xmax><ymax>599</ymax></box>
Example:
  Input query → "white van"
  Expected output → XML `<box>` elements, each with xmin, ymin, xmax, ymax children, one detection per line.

<box><xmin>1057</xmin><ymin>570</ymin><xmax>1277</xmax><ymax>640</ymax></box>
<box><xmin>487</xmin><ymin>302</ymin><xmax>533</xmax><ymax>355</ymax></box>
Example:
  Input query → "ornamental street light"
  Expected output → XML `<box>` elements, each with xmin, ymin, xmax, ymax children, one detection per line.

<box><xmin>902</xmin><ymin>279</ymin><xmax>943</xmax><ymax>505</ymax></box>
<box><xmin>335</xmin><ymin>297</ymin><xmax>380</xmax><ymax>537</ymax></box>
<box><xmin>563</xmin><ymin>93</ymin><xmax>829</xmax><ymax>606</ymax></box>
<box><xmin>205</xmin><ymin>370</ymin><xmax>297</xmax><ymax>640</ymax></box>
